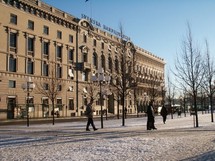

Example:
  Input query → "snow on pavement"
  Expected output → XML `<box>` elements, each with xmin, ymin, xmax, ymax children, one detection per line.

<box><xmin>0</xmin><ymin>113</ymin><xmax>214</xmax><ymax>161</ymax></box>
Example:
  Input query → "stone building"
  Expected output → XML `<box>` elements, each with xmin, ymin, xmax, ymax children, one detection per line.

<box><xmin>0</xmin><ymin>0</ymin><xmax>165</xmax><ymax>120</ymax></box>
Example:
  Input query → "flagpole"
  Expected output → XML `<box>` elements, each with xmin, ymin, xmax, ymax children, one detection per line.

<box><xmin>85</xmin><ymin>0</ymin><xmax>93</xmax><ymax>20</ymax></box>
<box><xmin>90</xmin><ymin>0</ymin><xmax>92</xmax><ymax>19</ymax></box>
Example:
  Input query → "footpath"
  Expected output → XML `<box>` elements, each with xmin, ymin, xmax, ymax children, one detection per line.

<box><xmin>0</xmin><ymin>113</ymin><xmax>146</xmax><ymax>126</ymax></box>
<box><xmin>0</xmin><ymin>113</ymin><xmax>214</xmax><ymax>161</ymax></box>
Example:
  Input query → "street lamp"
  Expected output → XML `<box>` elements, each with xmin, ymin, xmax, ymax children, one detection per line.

<box><xmin>22</xmin><ymin>77</ymin><xmax>35</xmax><ymax>127</ymax></box>
<box><xmin>91</xmin><ymin>67</ymin><xmax>110</xmax><ymax>128</ymax></box>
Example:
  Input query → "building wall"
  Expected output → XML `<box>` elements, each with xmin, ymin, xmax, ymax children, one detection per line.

<box><xmin>0</xmin><ymin>0</ymin><xmax>165</xmax><ymax>119</ymax></box>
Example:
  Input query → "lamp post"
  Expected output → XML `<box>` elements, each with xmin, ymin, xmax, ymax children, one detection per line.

<box><xmin>91</xmin><ymin>67</ymin><xmax>110</xmax><ymax>128</ymax></box>
<box><xmin>22</xmin><ymin>77</ymin><xmax>35</xmax><ymax>127</ymax></box>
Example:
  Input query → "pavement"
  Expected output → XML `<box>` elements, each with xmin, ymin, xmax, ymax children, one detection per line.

<box><xmin>0</xmin><ymin>113</ymin><xmax>214</xmax><ymax>161</ymax></box>
<box><xmin>0</xmin><ymin>113</ymin><xmax>145</xmax><ymax>126</ymax></box>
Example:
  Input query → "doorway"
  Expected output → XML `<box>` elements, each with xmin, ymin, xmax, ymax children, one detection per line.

<box><xmin>7</xmin><ymin>97</ymin><xmax>16</xmax><ymax>119</ymax></box>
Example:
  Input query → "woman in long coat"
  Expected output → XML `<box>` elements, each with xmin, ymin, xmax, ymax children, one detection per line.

<box><xmin>146</xmin><ymin>100</ymin><xmax>157</xmax><ymax>130</ymax></box>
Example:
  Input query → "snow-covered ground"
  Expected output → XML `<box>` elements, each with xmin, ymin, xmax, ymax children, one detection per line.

<box><xmin>0</xmin><ymin>113</ymin><xmax>214</xmax><ymax>161</ymax></box>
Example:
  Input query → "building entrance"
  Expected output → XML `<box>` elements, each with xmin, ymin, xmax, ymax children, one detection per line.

<box><xmin>7</xmin><ymin>97</ymin><xmax>16</xmax><ymax>119</ymax></box>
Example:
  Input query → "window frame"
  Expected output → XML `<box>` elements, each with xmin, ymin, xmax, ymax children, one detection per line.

<box><xmin>10</xmin><ymin>32</ymin><xmax>17</xmax><ymax>48</ymax></box>
<box><xmin>69</xmin><ymin>35</ymin><xmax>73</xmax><ymax>43</ymax></box>
<box><xmin>28</xmin><ymin>37</ymin><xmax>34</xmax><ymax>52</ymax></box>
<box><xmin>43</xmin><ymin>25</ymin><xmax>49</xmax><ymax>35</ymax></box>
<box><xmin>9</xmin><ymin>55</ymin><xmax>17</xmax><ymax>72</ymax></box>
<box><xmin>10</xmin><ymin>13</ymin><xmax>17</xmax><ymax>25</ymax></box>
<box><xmin>43</xmin><ymin>41</ymin><xmax>49</xmax><ymax>56</ymax></box>
<box><xmin>28</xmin><ymin>20</ymin><xmax>34</xmax><ymax>30</ymax></box>
<box><xmin>27</xmin><ymin>58</ymin><xmax>34</xmax><ymax>74</ymax></box>
<box><xmin>9</xmin><ymin>80</ymin><xmax>16</xmax><ymax>88</ymax></box>
<box><xmin>43</xmin><ymin>61</ymin><xmax>49</xmax><ymax>76</ymax></box>
<box><xmin>57</xmin><ymin>30</ymin><xmax>62</xmax><ymax>39</ymax></box>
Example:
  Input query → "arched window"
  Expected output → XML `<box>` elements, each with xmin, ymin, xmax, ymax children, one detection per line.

<box><xmin>115</xmin><ymin>58</ymin><xmax>119</xmax><ymax>73</ymax></box>
<box><xmin>101</xmin><ymin>54</ymin><xmax>106</xmax><ymax>71</ymax></box>
<box><xmin>83</xmin><ymin>52</ymin><xmax>88</xmax><ymax>62</ymax></box>
<box><xmin>92</xmin><ymin>52</ymin><xmax>98</xmax><ymax>69</ymax></box>
<box><xmin>108</xmin><ymin>56</ymin><xmax>112</xmax><ymax>72</ymax></box>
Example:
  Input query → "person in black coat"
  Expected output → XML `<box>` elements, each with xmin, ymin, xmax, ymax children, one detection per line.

<box><xmin>160</xmin><ymin>105</ymin><xmax>168</xmax><ymax>124</ymax></box>
<box><xmin>85</xmin><ymin>98</ymin><xmax>98</xmax><ymax>131</ymax></box>
<box><xmin>146</xmin><ymin>100</ymin><xmax>157</xmax><ymax>130</ymax></box>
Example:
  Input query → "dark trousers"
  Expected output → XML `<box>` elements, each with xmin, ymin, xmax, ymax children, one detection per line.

<box><xmin>162</xmin><ymin>115</ymin><xmax>167</xmax><ymax>123</ymax></box>
<box><xmin>147</xmin><ymin>118</ymin><xmax>156</xmax><ymax>130</ymax></box>
<box><xmin>86</xmin><ymin>118</ymin><xmax>96</xmax><ymax>130</ymax></box>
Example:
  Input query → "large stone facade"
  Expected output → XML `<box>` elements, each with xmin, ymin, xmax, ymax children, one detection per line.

<box><xmin>0</xmin><ymin>0</ymin><xmax>165</xmax><ymax>119</ymax></box>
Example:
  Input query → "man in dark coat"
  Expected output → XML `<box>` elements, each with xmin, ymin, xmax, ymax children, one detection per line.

<box><xmin>161</xmin><ymin>105</ymin><xmax>168</xmax><ymax>124</ymax></box>
<box><xmin>146</xmin><ymin>100</ymin><xmax>157</xmax><ymax>130</ymax></box>
<box><xmin>85</xmin><ymin>98</ymin><xmax>98</xmax><ymax>131</ymax></box>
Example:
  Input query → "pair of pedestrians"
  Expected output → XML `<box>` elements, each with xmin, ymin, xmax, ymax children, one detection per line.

<box><xmin>146</xmin><ymin>100</ymin><xmax>168</xmax><ymax>130</ymax></box>
<box><xmin>85</xmin><ymin>98</ymin><xmax>167</xmax><ymax>131</ymax></box>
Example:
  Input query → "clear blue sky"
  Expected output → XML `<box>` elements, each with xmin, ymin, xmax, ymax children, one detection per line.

<box><xmin>42</xmin><ymin>0</ymin><xmax>215</xmax><ymax>72</ymax></box>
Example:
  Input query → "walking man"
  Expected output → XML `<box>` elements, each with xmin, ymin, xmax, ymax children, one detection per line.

<box><xmin>161</xmin><ymin>105</ymin><xmax>168</xmax><ymax>124</ymax></box>
<box><xmin>86</xmin><ymin>97</ymin><xmax>98</xmax><ymax>131</ymax></box>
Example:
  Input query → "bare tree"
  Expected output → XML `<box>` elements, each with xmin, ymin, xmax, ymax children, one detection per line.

<box><xmin>202</xmin><ymin>40</ymin><xmax>215</xmax><ymax>122</ymax></box>
<box><xmin>83</xmin><ymin>82</ymin><xmax>100</xmax><ymax>101</ymax></box>
<box><xmin>174</xmin><ymin>23</ymin><xmax>205</xmax><ymax>127</ymax></box>
<box><xmin>166</xmin><ymin>71</ymin><xmax>176</xmax><ymax>119</ymax></box>
<box><xmin>35</xmin><ymin>62</ymin><xmax>65</xmax><ymax>125</ymax></box>
<box><xmin>146</xmin><ymin>78</ymin><xmax>160</xmax><ymax>104</ymax></box>
<box><xmin>111</xmin><ymin>23</ymin><xmax>136</xmax><ymax>126</ymax></box>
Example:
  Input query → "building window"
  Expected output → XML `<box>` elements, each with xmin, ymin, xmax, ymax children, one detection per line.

<box><xmin>56</xmin><ymin>98</ymin><xmax>63</xmax><ymax>111</ymax></box>
<box><xmin>42</xmin><ymin>98</ymin><xmax>49</xmax><ymax>115</ymax></box>
<box><xmin>84</xmin><ymin>97</ymin><xmax>88</xmax><ymax>106</ymax></box>
<box><xmin>9</xmin><ymin>80</ymin><xmax>16</xmax><ymax>88</ymax></box>
<box><xmin>43</xmin><ymin>83</ymin><xmax>49</xmax><ymax>90</ymax></box>
<box><xmin>68</xmin><ymin>49</ymin><xmax>74</xmax><ymax>63</ymax></box>
<box><xmin>56</xmin><ymin>46</ymin><xmax>62</xmax><ymax>60</ymax></box>
<box><xmin>101</xmin><ymin>42</ymin><xmax>104</xmax><ymax>49</ymax></box>
<box><xmin>43</xmin><ymin>41</ymin><xmax>49</xmax><ymax>57</ymax></box>
<box><xmin>43</xmin><ymin>25</ymin><xmax>49</xmax><ymax>35</ymax></box>
<box><xmin>83</xmin><ymin>53</ymin><xmax>87</xmax><ymax>62</ymax></box>
<box><xmin>27</xmin><ymin>58</ymin><xmax>34</xmax><ymax>74</ymax></box>
<box><xmin>43</xmin><ymin>61</ymin><xmax>49</xmax><ymax>76</ymax></box>
<box><xmin>28</xmin><ymin>20</ymin><xmax>34</xmax><ymax>30</ymax></box>
<box><xmin>69</xmin><ymin>35</ymin><xmax>73</xmax><ymax>43</ymax></box>
<box><xmin>115</xmin><ymin>59</ymin><xmax>119</xmax><ymax>73</ymax></box>
<box><xmin>28</xmin><ymin>98</ymin><xmax>34</xmax><ymax>108</ymax></box>
<box><xmin>10</xmin><ymin>32</ymin><xmax>17</xmax><ymax>49</ymax></box>
<box><xmin>82</xmin><ymin>71</ymin><xmax>88</xmax><ymax>81</ymax></box>
<box><xmin>101</xmin><ymin>54</ymin><xmax>106</xmax><ymax>71</ymax></box>
<box><xmin>10</xmin><ymin>14</ymin><xmax>17</xmax><ymax>25</ymax></box>
<box><xmin>68</xmin><ymin>67</ymin><xmax>74</xmax><ymax>79</ymax></box>
<box><xmin>68</xmin><ymin>98</ymin><xmax>74</xmax><ymax>110</ymax></box>
<box><xmin>83</xmin><ymin>34</ymin><xmax>87</xmax><ymax>43</ymax></box>
<box><xmin>58</xmin><ymin>85</ymin><xmax>62</xmax><ymax>91</ymax></box>
<box><xmin>108</xmin><ymin>57</ymin><xmax>112</xmax><ymax>72</ymax></box>
<box><xmin>9</xmin><ymin>55</ymin><xmax>17</xmax><ymax>72</ymax></box>
<box><xmin>56</xmin><ymin>64</ymin><xmax>62</xmax><ymax>78</ymax></box>
<box><xmin>28</xmin><ymin>37</ymin><xmax>34</xmax><ymax>52</ymax></box>
<box><xmin>93</xmin><ymin>52</ymin><xmax>98</xmax><ymax>69</ymax></box>
<box><xmin>93</xmin><ymin>39</ymin><xmax>96</xmax><ymax>47</ymax></box>
<box><xmin>57</xmin><ymin>30</ymin><xmax>62</xmax><ymax>39</ymax></box>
